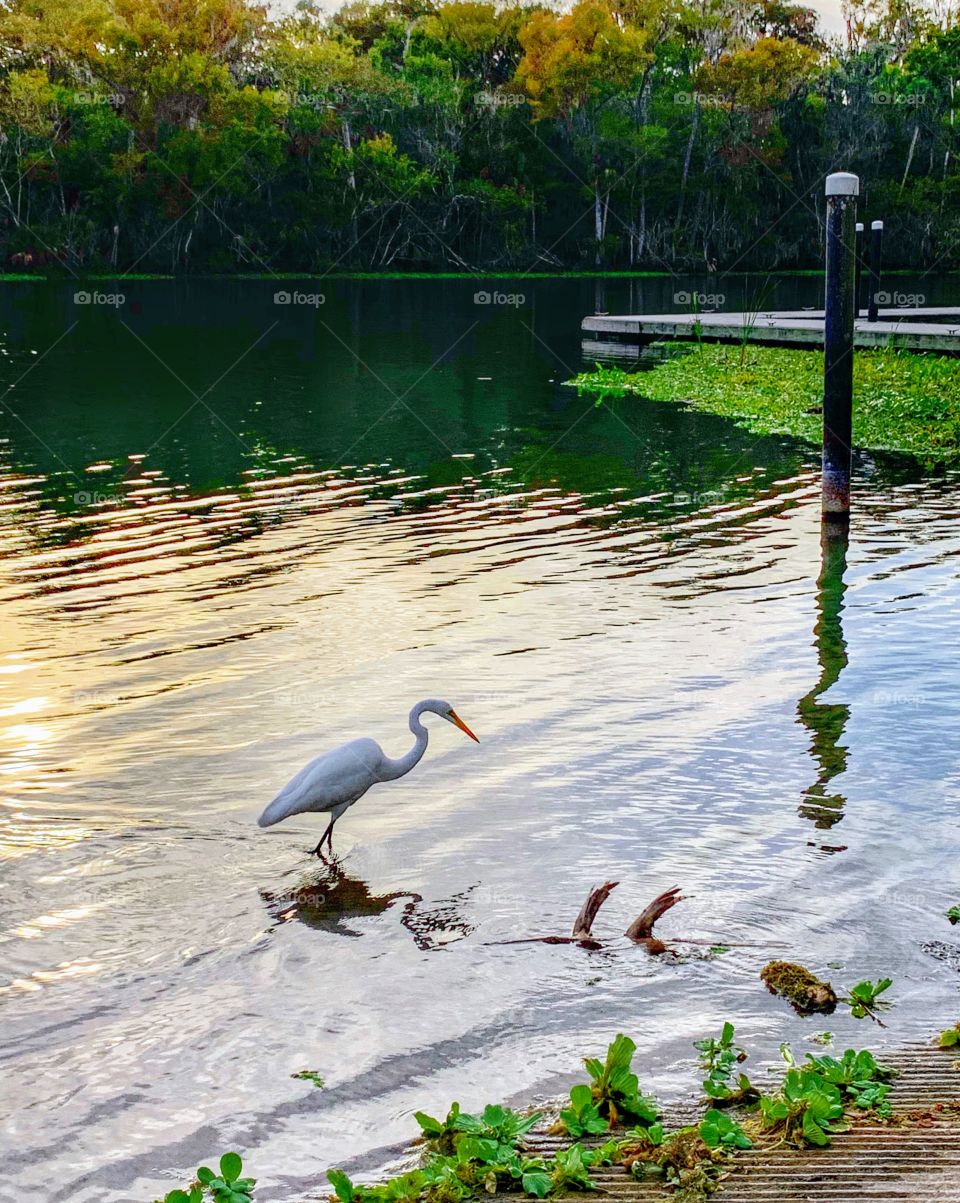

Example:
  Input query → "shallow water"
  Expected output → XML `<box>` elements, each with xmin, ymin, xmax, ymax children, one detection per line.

<box><xmin>0</xmin><ymin>277</ymin><xmax>958</xmax><ymax>1203</ymax></box>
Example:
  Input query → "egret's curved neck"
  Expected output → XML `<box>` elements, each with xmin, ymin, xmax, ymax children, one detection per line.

<box><xmin>378</xmin><ymin>704</ymin><xmax>431</xmax><ymax>782</ymax></box>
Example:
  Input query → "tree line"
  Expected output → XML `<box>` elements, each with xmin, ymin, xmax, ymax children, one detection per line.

<box><xmin>0</xmin><ymin>0</ymin><xmax>958</xmax><ymax>274</ymax></box>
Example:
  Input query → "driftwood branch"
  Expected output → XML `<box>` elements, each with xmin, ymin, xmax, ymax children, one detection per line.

<box><xmin>572</xmin><ymin>880</ymin><xmax>619</xmax><ymax>939</ymax></box>
<box><xmin>485</xmin><ymin>882</ymin><xmax>684</xmax><ymax>952</ymax></box>
<box><xmin>624</xmin><ymin>886</ymin><xmax>685</xmax><ymax>942</ymax></box>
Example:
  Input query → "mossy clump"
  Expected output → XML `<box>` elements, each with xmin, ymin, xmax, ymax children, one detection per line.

<box><xmin>761</xmin><ymin>961</ymin><xmax>838</xmax><ymax>1015</ymax></box>
<box><xmin>621</xmin><ymin>1128</ymin><xmax>730</xmax><ymax>1200</ymax></box>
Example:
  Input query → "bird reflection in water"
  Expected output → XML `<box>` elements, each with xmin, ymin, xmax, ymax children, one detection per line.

<box><xmin>261</xmin><ymin>859</ymin><xmax>475</xmax><ymax>950</ymax></box>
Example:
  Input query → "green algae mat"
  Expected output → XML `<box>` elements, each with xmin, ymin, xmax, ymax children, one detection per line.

<box><xmin>568</xmin><ymin>345</ymin><xmax>960</xmax><ymax>463</ymax></box>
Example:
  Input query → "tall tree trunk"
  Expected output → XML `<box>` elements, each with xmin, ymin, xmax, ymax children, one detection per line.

<box><xmin>594</xmin><ymin>172</ymin><xmax>603</xmax><ymax>267</ymax></box>
<box><xmin>342</xmin><ymin>117</ymin><xmax>359</xmax><ymax>250</ymax></box>
<box><xmin>900</xmin><ymin>122</ymin><xmax>920</xmax><ymax>191</ymax></box>
<box><xmin>677</xmin><ymin>101</ymin><xmax>700</xmax><ymax>227</ymax></box>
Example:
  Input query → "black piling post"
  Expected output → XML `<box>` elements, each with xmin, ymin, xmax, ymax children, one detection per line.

<box><xmin>854</xmin><ymin>222</ymin><xmax>864</xmax><ymax>317</ymax></box>
<box><xmin>867</xmin><ymin>219</ymin><xmax>883</xmax><ymax>323</ymax></box>
<box><xmin>823</xmin><ymin>172</ymin><xmax>858</xmax><ymax>527</ymax></box>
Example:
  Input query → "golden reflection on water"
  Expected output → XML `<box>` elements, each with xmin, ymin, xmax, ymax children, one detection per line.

<box><xmin>1</xmin><ymin>430</ymin><xmax>960</xmax><ymax>1203</ymax></box>
<box><xmin>1</xmin><ymin>956</ymin><xmax>102</xmax><ymax>995</ymax></box>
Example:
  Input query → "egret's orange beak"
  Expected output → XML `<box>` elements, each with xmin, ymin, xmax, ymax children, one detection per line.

<box><xmin>449</xmin><ymin>710</ymin><xmax>479</xmax><ymax>742</ymax></box>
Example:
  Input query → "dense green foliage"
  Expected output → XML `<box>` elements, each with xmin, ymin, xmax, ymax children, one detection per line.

<box><xmin>568</xmin><ymin>346</ymin><xmax>960</xmax><ymax>461</ymax></box>
<box><xmin>3</xmin><ymin>0</ymin><xmax>960</xmax><ymax>272</ymax></box>
<box><xmin>756</xmin><ymin>1043</ymin><xmax>894</xmax><ymax>1145</ymax></box>
<box><xmin>332</xmin><ymin>1102</ymin><xmax>616</xmax><ymax>1203</ymax></box>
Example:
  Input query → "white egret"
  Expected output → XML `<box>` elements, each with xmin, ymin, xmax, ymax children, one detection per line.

<box><xmin>258</xmin><ymin>698</ymin><xmax>479</xmax><ymax>855</ymax></box>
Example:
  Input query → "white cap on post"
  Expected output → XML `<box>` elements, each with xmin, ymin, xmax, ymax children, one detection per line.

<box><xmin>872</xmin><ymin>220</ymin><xmax>884</xmax><ymax>230</ymax></box>
<box><xmin>825</xmin><ymin>171</ymin><xmax>860</xmax><ymax>196</ymax></box>
<box><xmin>856</xmin><ymin>222</ymin><xmax>864</xmax><ymax>231</ymax></box>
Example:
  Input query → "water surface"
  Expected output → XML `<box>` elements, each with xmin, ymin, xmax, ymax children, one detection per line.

<box><xmin>1</xmin><ymin>277</ymin><xmax>958</xmax><ymax>1203</ymax></box>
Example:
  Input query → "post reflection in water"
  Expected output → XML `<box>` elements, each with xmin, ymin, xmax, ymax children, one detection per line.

<box><xmin>260</xmin><ymin>859</ymin><xmax>475</xmax><ymax>950</ymax></box>
<box><xmin>797</xmin><ymin>519</ymin><xmax>851</xmax><ymax>837</ymax></box>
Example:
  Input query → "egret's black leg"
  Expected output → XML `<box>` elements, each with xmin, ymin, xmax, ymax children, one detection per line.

<box><xmin>312</xmin><ymin>816</ymin><xmax>335</xmax><ymax>857</ymax></box>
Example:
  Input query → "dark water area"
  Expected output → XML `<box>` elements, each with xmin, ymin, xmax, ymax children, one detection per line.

<box><xmin>0</xmin><ymin>276</ymin><xmax>958</xmax><ymax>1202</ymax></box>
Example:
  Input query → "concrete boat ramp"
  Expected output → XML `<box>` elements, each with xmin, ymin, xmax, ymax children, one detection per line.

<box><xmin>582</xmin><ymin>307</ymin><xmax>960</xmax><ymax>353</ymax></box>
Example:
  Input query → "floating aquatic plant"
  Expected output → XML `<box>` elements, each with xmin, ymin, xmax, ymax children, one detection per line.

<box><xmin>156</xmin><ymin>1154</ymin><xmax>254</xmax><ymax>1203</ymax></box>
<box><xmin>567</xmin><ymin>347</ymin><xmax>960</xmax><ymax>462</ymax></box>
<box><xmin>845</xmin><ymin>978</ymin><xmax>893</xmax><ymax>1022</ymax></box>
<box><xmin>694</xmin><ymin>1022</ymin><xmax>757</xmax><ymax>1106</ymax></box>
<box><xmin>292</xmin><ymin>1070</ymin><xmax>325</xmax><ymax>1088</ymax></box>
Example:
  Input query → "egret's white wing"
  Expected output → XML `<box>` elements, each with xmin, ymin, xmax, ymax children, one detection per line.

<box><xmin>258</xmin><ymin>738</ymin><xmax>384</xmax><ymax>827</ymax></box>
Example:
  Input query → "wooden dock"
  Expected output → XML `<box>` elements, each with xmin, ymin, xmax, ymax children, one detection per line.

<box><xmin>529</xmin><ymin>1042</ymin><xmax>960</xmax><ymax>1203</ymax></box>
<box><xmin>582</xmin><ymin>307</ymin><xmax>960</xmax><ymax>353</ymax></box>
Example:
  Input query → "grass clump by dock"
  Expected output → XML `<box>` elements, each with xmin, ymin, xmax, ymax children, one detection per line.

<box><xmin>567</xmin><ymin>345</ymin><xmax>960</xmax><ymax>462</ymax></box>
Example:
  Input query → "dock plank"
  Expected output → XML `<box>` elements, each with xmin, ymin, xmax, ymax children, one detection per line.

<box><xmin>581</xmin><ymin>309</ymin><xmax>960</xmax><ymax>351</ymax></box>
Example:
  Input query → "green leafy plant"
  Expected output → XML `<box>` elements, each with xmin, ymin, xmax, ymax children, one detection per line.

<box><xmin>292</xmin><ymin>1070</ymin><xmax>325</xmax><ymax>1088</ymax></box>
<box><xmin>939</xmin><ymin>1023</ymin><xmax>960</xmax><ymax>1048</ymax></box>
<box><xmin>845</xmin><ymin>978</ymin><xmax>893</xmax><ymax>1021</ymax></box>
<box><xmin>559</xmin><ymin>1084</ymin><xmax>608</xmax><ymax>1138</ymax></box>
<box><xmin>413</xmin><ymin>1102</ymin><xmax>464</xmax><ymax>1153</ymax></box>
<box><xmin>580</xmin><ymin>1034</ymin><xmax>659</xmax><ymax>1128</ymax></box>
<box><xmin>804</xmin><ymin>1049</ymin><xmax>895</xmax><ymax>1116</ymax></box>
<box><xmin>621</xmin><ymin>1121</ymin><xmax>665</xmax><ymax>1147</ymax></box>
<box><xmin>947</xmin><ymin>905</ymin><xmax>960</xmax><ymax>925</ymax></box>
<box><xmin>414</xmin><ymin>1103</ymin><xmax>541</xmax><ymax>1158</ymax></box>
<box><xmin>547</xmin><ymin>1144</ymin><xmax>597</xmax><ymax>1192</ymax></box>
<box><xmin>329</xmin><ymin>1170</ymin><xmax>364</xmax><ymax>1203</ymax></box>
<box><xmin>329</xmin><ymin>1168</ymin><xmax>438</xmax><ymax>1203</ymax></box>
<box><xmin>758</xmin><ymin>1067</ymin><xmax>846</xmax><ymax>1147</ymax></box>
<box><xmin>699</xmin><ymin>1109</ymin><xmax>751</xmax><ymax>1151</ymax></box>
<box><xmin>694</xmin><ymin>1022</ymin><xmax>754</xmax><ymax>1103</ymax></box>
<box><xmin>454</xmin><ymin>1105</ymin><xmax>542</xmax><ymax>1146</ymax></box>
<box><xmin>158</xmin><ymin>1155</ymin><xmax>254</xmax><ymax>1203</ymax></box>
<box><xmin>160</xmin><ymin>1190</ymin><xmax>203</xmax><ymax>1203</ymax></box>
<box><xmin>407</xmin><ymin>1103</ymin><xmax>554</xmax><ymax>1200</ymax></box>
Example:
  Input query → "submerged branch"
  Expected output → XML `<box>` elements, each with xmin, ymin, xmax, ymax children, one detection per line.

<box><xmin>486</xmin><ymin>882</ymin><xmax>685</xmax><ymax>952</ymax></box>
<box><xmin>624</xmin><ymin>886</ymin><xmax>685</xmax><ymax>942</ymax></box>
<box><xmin>572</xmin><ymin>880</ymin><xmax>619</xmax><ymax>939</ymax></box>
